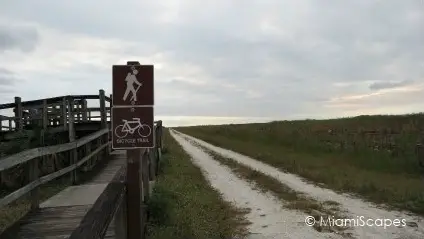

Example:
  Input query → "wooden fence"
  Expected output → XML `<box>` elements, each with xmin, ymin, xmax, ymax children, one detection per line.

<box><xmin>0</xmin><ymin>90</ymin><xmax>164</xmax><ymax>239</ymax></box>
<box><xmin>69</xmin><ymin>121</ymin><xmax>163</xmax><ymax>239</ymax></box>
<box><xmin>0</xmin><ymin>90</ymin><xmax>112</xmax><ymax>135</ymax></box>
<box><xmin>0</xmin><ymin>90</ymin><xmax>112</xmax><ymax>209</ymax></box>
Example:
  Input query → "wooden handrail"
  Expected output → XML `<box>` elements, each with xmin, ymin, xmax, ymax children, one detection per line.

<box><xmin>0</xmin><ymin>92</ymin><xmax>111</xmax><ymax>110</ymax></box>
<box><xmin>0</xmin><ymin>115</ymin><xmax>16</xmax><ymax>120</ymax></box>
<box><xmin>68</xmin><ymin>121</ymin><xmax>164</xmax><ymax>239</ymax></box>
<box><xmin>69</xmin><ymin>165</ymin><xmax>127</xmax><ymax>239</ymax></box>
<box><xmin>1</xmin><ymin>87</ymin><xmax>163</xmax><ymax>239</ymax></box>
<box><xmin>0</xmin><ymin>142</ymin><xmax>110</xmax><ymax>207</ymax></box>
<box><xmin>0</xmin><ymin>128</ymin><xmax>109</xmax><ymax>171</ymax></box>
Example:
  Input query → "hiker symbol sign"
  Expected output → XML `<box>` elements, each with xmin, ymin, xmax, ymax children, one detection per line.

<box><xmin>112</xmin><ymin>65</ymin><xmax>154</xmax><ymax>106</ymax></box>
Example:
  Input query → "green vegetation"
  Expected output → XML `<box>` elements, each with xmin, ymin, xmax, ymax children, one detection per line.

<box><xmin>182</xmin><ymin>135</ymin><xmax>350</xmax><ymax>235</ymax></box>
<box><xmin>147</xmin><ymin>130</ymin><xmax>249</xmax><ymax>239</ymax></box>
<box><xmin>175</xmin><ymin>113</ymin><xmax>424</xmax><ymax>215</ymax></box>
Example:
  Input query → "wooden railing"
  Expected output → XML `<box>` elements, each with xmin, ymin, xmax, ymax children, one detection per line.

<box><xmin>0</xmin><ymin>90</ymin><xmax>113</xmax><ymax>209</ymax></box>
<box><xmin>0</xmin><ymin>89</ymin><xmax>112</xmax><ymax>134</ymax></box>
<box><xmin>0</xmin><ymin>90</ymin><xmax>164</xmax><ymax>239</ymax></box>
<box><xmin>0</xmin><ymin>128</ymin><xmax>110</xmax><ymax>208</ymax></box>
<box><xmin>69</xmin><ymin>120</ymin><xmax>164</xmax><ymax>239</ymax></box>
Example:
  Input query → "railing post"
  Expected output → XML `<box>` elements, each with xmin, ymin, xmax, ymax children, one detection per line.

<box><xmin>156</xmin><ymin>121</ymin><xmax>163</xmax><ymax>166</ymax></box>
<box><xmin>157</xmin><ymin>120</ymin><xmax>163</xmax><ymax>150</ymax></box>
<box><xmin>68</xmin><ymin>97</ymin><xmax>78</xmax><ymax>184</ymax></box>
<box><xmin>96</xmin><ymin>137</ymin><xmax>102</xmax><ymax>164</ymax></box>
<box><xmin>109</xmin><ymin>94</ymin><xmax>112</xmax><ymax>119</ymax></box>
<box><xmin>148</xmin><ymin>146</ymin><xmax>156</xmax><ymax>181</ymax></box>
<box><xmin>14</xmin><ymin>97</ymin><xmax>23</xmax><ymax>132</ymax></box>
<box><xmin>82</xmin><ymin>99</ymin><xmax>88</xmax><ymax>122</ymax></box>
<box><xmin>153</xmin><ymin>125</ymin><xmax>159</xmax><ymax>176</ymax></box>
<box><xmin>127</xmin><ymin>149</ymin><xmax>143</xmax><ymax>239</ymax></box>
<box><xmin>62</xmin><ymin>97</ymin><xmax>67</xmax><ymax>130</ymax></box>
<box><xmin>28</xmin><ymin>156</ymin><xmax>40</xmax><ymax>210</ymax></box>
<box><xmin>139</xmin><ymin>151</ymin><xmax>150</xmax><ymax>238</ymax></box>
<box><xmin>42</xmin><ymin>100</ymin><xmax>48</xmax><ymax>129</ymax></box>
<box><xmin>56</xmin><ymin>105</ymin><xmax>60</xmax><ymax>126</ymax></box>
<box><xmin>99</xmin><ymin>90</ymin><xmax>108</xmax><ymax>152</ymax></box>
<box><xmin>84</xmin><ymin>142</ymin><xmax>91</xmax><ymax>171</ymax></box>
<box><xmin>51</xmin><ymin>105</ymin><xmax>56</xmax><ymax>125</ymax></box>
<box><xmin>141</xmin><ymin>152</ymin><xmax>150</xmax><ymax>202</ymax></box>
<box><xmin>76</xmin><ymin>100</ymin><xmax>83</xmax><ymax>122</ymax></box>
<box><xmin>100</xmin><ymin>90</ymin><xmax>107</xmax><ymax>128</ymax></box>
<box><xmin>29</xmin><ymin>102</ymin><xmax>47</xmax><ymax>211</ymax></box>
<box><xmin>109</xmin><ymin>94</ymin><xmax>113</xmax><ymax>154</ymax></box>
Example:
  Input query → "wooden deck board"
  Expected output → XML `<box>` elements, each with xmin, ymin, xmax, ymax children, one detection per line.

<box><xmin>2</xmin><ymin>151</ymin><xmax>127</xmax><ymax>239</ymax></box>
<box><xmin>87</xmin><ymin>156</ymin><xmax>126</xmax><ymax>184</ymax></box>
<box><xmin>5</xmin><ymin>205</ymin><xmax>91</xmax><ymax>239</ymax></box>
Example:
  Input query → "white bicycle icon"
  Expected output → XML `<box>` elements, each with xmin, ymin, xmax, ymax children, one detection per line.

<box><xmin>114</xmin><ymin>118</ymin><xmax>152</xmax><ymax>138</ymax></box>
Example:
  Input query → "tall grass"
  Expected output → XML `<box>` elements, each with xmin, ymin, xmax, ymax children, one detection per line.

<box><xmin>176</xmin><ymin>114</ymin><xmax>424</xmax><ymax>215</ymax></box>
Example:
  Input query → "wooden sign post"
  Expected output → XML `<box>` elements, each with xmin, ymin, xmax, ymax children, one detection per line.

<box><xmin>112</xmin><ymin>61</ymin><xmax>154</xmax><ymax>239</ymax></box>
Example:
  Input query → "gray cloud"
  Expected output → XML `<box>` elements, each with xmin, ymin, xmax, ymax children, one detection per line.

<box><xmin>0</xmin><ymin>76</ymin><xmax>14</xmax><ymax>86</ymax></box>
<box><xmin>0</xmin><ymin>68</ymin><xmax>20</xmax><ymax>99</ymax></box>
<box><xmin>0</xmin><ymin>0</ymin><xmax>423</xmax><ymax>121</ymax></box>
<box><xmin>0</xmin><ymin>67</ymin><xmax>18</xmax><ymax>85</ymax></box>
<box><xmin>0</xmin><ymin>24</ymin><xmax>39</xmax><ymax>53</ymax></box>
<box><xmin>0</xmin><ymin>67</ymin><xmax>12</xmax><ymax>75</ymax></box>
<box><xmin>369</xmin><ymin>80</ymin><xmax>414</xmax><ymax>91</ymax></box>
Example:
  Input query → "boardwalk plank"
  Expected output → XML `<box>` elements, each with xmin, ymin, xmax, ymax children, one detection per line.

<box><xmin>1</xmin><ymin>151</ymin><xmax>127</xmax><ymax>239</ymax></box>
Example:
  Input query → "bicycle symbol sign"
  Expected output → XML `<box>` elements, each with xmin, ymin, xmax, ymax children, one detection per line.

<box><xmin>114</xmin><ymin>118</ymin><xmax>152</xmax><ymax>139</ymax></box>
<box><xmin>111</xmin><ymin>107</ymin><xmax>154</xmax><ymax>149</ymax></box>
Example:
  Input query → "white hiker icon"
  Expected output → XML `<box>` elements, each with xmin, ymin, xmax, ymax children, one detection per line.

<box><xmin>123</xmin><ymin>66</ymin><xmax>142</xmax><ymax>102</ymax></box>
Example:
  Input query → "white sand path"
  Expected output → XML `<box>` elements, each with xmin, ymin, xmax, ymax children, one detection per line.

<box><xmin>175</xmin><ymin>130</ymin><xmax>424</xmax><ymax>239</ymax></box>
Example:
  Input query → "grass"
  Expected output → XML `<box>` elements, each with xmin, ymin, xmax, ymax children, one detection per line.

<box><xmin>175</xmin><ymin>114</ymin><xmax>424</xmax><ymax>215</ymax></box>
<box><xmin>0</xmin><ymin>178</ymin><xmax>70</xmax><ymax>233</ymax></box>
<box><xmin>180</xmin><ymin>134</ymin><xmax>352</xmax><ymax>236</ymax></box>
<box><xmin>146</xmin><ymin>129</ymin><xmax>249</xmax><ymax>239</ymax></box>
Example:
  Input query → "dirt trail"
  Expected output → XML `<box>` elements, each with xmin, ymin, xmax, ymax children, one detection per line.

<box><xmin>174</xmin><ymin>130</ymin><xmax>424</xmax><ymax>239</ymax></box>
<box><xmin>171</xmin><ymin>130</ymin><xmax>342</xmax><ymax>239</ymax></box>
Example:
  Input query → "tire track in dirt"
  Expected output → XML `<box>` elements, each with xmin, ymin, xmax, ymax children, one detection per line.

<box><xmin>175</xmin><ymin>130</ymin><xmax>424</xmax><ymax>239</ymax></box>
<box><xmin>171</xmin><ymin>130</ymin><xmax>343</xmax><ymax>239</ymax></box>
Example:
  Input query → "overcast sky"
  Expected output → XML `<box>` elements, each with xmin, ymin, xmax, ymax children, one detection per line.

<box><xmin>0</xmin><ymin>1</ymin><xmax>423</xmax><ymax>126</ymax></box>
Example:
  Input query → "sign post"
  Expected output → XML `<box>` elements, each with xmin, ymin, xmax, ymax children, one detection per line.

<box><xmin>112</xmin><ymin>61</ymin><xmax>154</xmax><ymax>239</ymax></box>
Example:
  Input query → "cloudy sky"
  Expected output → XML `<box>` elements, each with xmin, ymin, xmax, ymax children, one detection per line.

<box><xmin>0</xmin><ymin>0</ymin><xmax>423</xmax><ymax>126</ymax></box>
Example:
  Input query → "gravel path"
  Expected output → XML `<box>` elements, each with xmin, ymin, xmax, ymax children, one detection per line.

<box><xmin>174</xmin><ymin>130</ymin><xmax>424</xmax><ymax>239</ymax></box>
<box><xmin>171</xmin><ymin>130</ymin><xmax>342</xmax><ymax>239</ymax></box>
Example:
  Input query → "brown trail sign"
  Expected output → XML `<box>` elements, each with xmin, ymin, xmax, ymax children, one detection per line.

<box><xmin>111</xmin><ymin>61</ymin><xmax>155</xmax><ymax>239</ymax></box>
<box><xmin>112</xmin><ymin>107</ymin><xmax>154</xmax><ymax>149</ymax></box>
<box><xmin>111</xmin><ymin>63</ymin><xmax>155</xmax><ymax>150</ymax></box>
<box><xmin>112</xmin><ymin>65</ymin><xmax>154</xmax><ymax>106</ymax></box>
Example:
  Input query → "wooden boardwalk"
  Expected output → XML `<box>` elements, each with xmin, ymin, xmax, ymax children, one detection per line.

<box><xmin>2</xmin><ymin>150</ymin><xmax>127</xmax><ymax>239</ymax></box>
<box><xmin>1</xmin><ymin>90</ymin><xmax>163</xmax><ymax>239</ymax></box>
